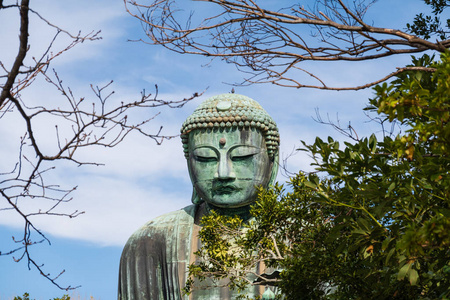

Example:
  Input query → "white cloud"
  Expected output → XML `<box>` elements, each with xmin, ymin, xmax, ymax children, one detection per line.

<box><xmin>0</xmin><ymin>173</ymin><xmax>192</xmax><ymax>247</ymax></box>
<box><xmin>45</xmin><ymin>174</ymin><xmax>191</xmax><ymax>246</ymax></box>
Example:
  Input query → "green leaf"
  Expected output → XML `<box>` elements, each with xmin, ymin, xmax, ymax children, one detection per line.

<box><xmin>409</xmin><ymin>269</ymin><xmax>419</xmax><ymax>285</ymax></box>
<box><xmin>385</xmin><ymin>247</ymin><xmax>396</xmax><ymax>265</ymax></box>
<box><xmin>398</xmin><ymin>261</ymin><xmax>413</xmax><ymax>281</ymax></box>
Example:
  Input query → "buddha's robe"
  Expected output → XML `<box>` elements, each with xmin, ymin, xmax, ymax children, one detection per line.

<box><xmin>118</xmin><ymin>203</ymin><xmax>264</xmax><ymax>300</ymax></box>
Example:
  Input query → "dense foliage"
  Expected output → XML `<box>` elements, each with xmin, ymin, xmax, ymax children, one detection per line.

<box><xmin>186</xmin><ymin>52</ymin><xmax>450</xmax><ymax>299</ymax></box>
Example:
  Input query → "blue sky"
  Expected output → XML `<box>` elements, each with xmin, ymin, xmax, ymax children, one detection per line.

<box><xmin>0</xmin><ymin>0</ymin><xmax>434</xmax><ymax>299</ymax></box>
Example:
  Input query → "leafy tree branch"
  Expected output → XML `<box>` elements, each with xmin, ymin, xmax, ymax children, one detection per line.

<box><xmin>186</xmin><ymin>51</ymin><xmax>450</xmax><ymax>299</ymax></box>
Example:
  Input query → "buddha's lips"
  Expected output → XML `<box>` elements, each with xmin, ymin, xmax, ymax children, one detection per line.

<box><xmin>212</xmin><ymin>185</ymin><xmax>239</xmax><ymax>194</ymax></box>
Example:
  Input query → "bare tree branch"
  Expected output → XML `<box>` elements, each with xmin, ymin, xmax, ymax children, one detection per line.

<box><xmin>0</xmin><ymin>0</ymin><xmax>202</xmax><ymax>290</ymax></box>
<box><xmin>124</xmin><ymin>0</ymin><xmax>448</xmax><ymax>90</ymax></box>
<box><xmin>0</xmin><ymin>0</ymin><xmax>30</xmax><ymax>108</ymax></box>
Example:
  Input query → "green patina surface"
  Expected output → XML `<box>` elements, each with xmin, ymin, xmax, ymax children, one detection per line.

<box><xmin>118</xmin><ymin>94</ymin><xmax>279</xmax><ymax>299</ymax></box>
<box><xmin>188</xmin><ymin>127</ymin><xmax>276</xmax><ymax>213</ymax></box>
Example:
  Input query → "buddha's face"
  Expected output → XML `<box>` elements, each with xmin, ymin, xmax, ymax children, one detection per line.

<box><xmin>187</xmin><ymin>127</ymin><xmax>273</xmax><ymax>208</ymax></box>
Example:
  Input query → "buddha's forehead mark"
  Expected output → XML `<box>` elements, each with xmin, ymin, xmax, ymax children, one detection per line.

<box><xmin>219</xmin><ymin>137</ymin><xmax>226</xmax><ymax>146</ymax></box>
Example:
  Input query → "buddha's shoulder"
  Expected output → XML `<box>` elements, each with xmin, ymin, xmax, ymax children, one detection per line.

<box><xmin>126</xmin><ymin>204</ymin><xmax>197</xmax><ymax>241</ymax></box>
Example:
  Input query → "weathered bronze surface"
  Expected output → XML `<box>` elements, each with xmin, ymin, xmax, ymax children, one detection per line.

<box><xmin>118</xmin><ymin>94</ymin><xmax>279</xmax><ymax>299</ymax></box>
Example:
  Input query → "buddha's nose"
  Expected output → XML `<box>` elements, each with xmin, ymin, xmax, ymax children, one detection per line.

<box><xmin>214</xmin><ymin>156</ymin><xmax>236</xmax><ymax>180</ymax></box>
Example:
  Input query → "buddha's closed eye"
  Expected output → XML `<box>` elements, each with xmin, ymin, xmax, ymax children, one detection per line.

<box><xmin>193</xmin><ymin>148</ymin><xmax>218</xmax><ymax>162</ymax></box>
<box><xmin>230</xmin><ymin>146</ymin><xmax>260</xmax><ymax>162</ymax></box>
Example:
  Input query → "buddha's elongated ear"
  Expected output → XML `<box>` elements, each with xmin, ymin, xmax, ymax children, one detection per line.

<box><xmin>268</xmin><ymin>150</ymin><xmax>279</xmax><ymax>187</ymax></box>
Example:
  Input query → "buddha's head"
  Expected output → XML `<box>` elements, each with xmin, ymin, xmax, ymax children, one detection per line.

<box><xmin>181</xmin><ymin>94</ymin><xmax>279</xmax><ymax>210</ymax></box>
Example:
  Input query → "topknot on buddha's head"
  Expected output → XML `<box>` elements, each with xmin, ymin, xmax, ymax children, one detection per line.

<box><xmin>180</xmin><ymin>93</ymin><xmax>280</xmax><ymax>159</ymax></box>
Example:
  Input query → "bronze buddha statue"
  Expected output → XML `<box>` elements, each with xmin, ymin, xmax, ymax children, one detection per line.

<box><xmin>118</xmin><ymin>93</ymin><xmax>280</xmax><ymax>299</ymax></box>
